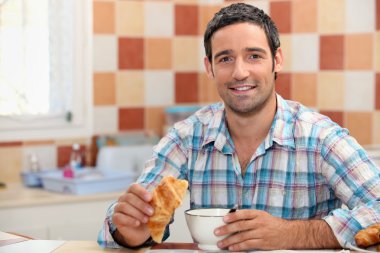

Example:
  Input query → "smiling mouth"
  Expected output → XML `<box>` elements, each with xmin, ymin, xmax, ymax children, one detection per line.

<box><xmin>229</xmin><ymin>85</ymin><xmax>256</xmax><ymax>91</ymax></box>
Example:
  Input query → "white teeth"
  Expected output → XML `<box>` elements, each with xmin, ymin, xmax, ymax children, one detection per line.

<box><xmin>234</xmin><ymin>86</ymin><xmax>252</xmax><ymax>91</ymax></box>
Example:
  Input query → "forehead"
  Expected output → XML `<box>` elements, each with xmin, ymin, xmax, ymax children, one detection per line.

<box><xmin>211</xmin><ymin>23</ymin><xmax>270</xmax><ymax>54</ymax></box>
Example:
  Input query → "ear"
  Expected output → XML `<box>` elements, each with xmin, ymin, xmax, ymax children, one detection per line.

<box><xmin>204</xmin><ymin>56</ymin><xmax>214</xmax><ymax>79</ymax></box>
<box><xmin>273</xmin><ymin>47</ymin><xmax>283</xmax><ymax>73</ymax></box>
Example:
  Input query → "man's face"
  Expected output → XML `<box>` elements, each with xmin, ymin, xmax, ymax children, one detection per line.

<box><xmin>204</xmin><ymin>22</ymin><xmax>282</xmax><ymax>116</ymax></box>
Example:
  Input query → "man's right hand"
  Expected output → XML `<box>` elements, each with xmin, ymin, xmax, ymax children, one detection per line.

<box><xmin>112</xmin><ymin>183</ymin><xmax>154</xmax><ymax>247</ymax></box>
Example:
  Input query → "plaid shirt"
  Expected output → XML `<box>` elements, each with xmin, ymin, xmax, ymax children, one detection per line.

<box><xmin>98</xmin><ymin>94</ymin><xmax>380</xmax><ymax>248</ymax></box>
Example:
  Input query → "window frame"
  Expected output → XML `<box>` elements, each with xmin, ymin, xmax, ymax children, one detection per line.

<box><xmin>0</xmin><ymin>0</ymin><xmax>93</xmax><ymax>142</ymax></box>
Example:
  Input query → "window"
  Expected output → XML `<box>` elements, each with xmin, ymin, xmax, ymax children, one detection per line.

<box><xmin>0</xmin><ymin>0</ymin><xmax>92</xmax><ymax>141</ymax></box>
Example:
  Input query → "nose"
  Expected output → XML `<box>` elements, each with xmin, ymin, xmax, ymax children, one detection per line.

<box><xmin>232</xmin><ymin>58</ymin><xmax>249</xmax><ymax>81</ymax></box>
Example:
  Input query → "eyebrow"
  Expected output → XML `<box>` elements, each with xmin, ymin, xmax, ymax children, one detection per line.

<box><xmin>213</xmin><ymin>47</ymin><xmax>267</xmax><ymax>61</ymax></box>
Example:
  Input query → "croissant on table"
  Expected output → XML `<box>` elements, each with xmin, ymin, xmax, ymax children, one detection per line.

<box><xmin>355</xmin><ymin>223</ymin><xmax>380</xmax><ymax>248</ymax></box>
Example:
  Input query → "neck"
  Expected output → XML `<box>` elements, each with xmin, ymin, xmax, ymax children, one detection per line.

<box><xmin>226</xmin><ymin>93</ymin><xmax>277</xmax><ymax>143</ymax></box>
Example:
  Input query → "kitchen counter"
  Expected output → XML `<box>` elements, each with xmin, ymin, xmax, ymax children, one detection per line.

<box><xmin>0</xmin><ymin>183</ymin><xmax>122</xmax><ymax>209</ymax></box>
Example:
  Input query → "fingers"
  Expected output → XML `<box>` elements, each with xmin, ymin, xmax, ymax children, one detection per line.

<box><xmin>113</xmin><ymin>183</ymin><xmax>154</xmax><ymax>228</ymax></box>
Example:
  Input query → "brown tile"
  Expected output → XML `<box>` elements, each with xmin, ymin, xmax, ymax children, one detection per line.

<box><xmin>0</xmin><ymin>147</ymin><xmax>22</xmax><ymax>183</ymax></box>
<box><xmin>319</xmin><ymin>110</ymin><xmax>344</xmax><ymax>127</ymax></box>
<box><xmin>145</xmin><ymin>38</ymin><xmax>172</xmax><ymax>70</ymax></box>
<box><xmin>292</xmin><ymin>73</ymin><xmax>317</xmax><ymax>107</ymax></box>
<box><xmin>345</xmin><ymin>112</ymin><xmax>373</xmax><ymax>145</ymax></box>
<box><xmin>175</xmin><ymin>5</ymin><xmax>199</xmax><ymax>35</ymax></box>
<box><xmin>93</xmin><ymin>1</ymin><xmax>115</xmax><ymax>34</ymax></box>
<box><xmin>276</xmin><ymin>73</ymin><xmax>291</xmax><ymax>100</ymax></box>
<box><xmin>270</xmin><ymin>1</ymin><xmax>292</xmax><ymax>33</ymax></box>
<box><xmin>198</xmin><ymin>73</ymin><xmax>220</xmax><ymax>103</ymax></box>
<box><xmin>376</xmin><ymin>73</ymin><xmax>380</xmax><ymax>110</ymax></box>
<box><xmin>377</xmin><ymin>0</ymin><xmax>380</xmax><ymax>30</ymax></box>
<box><xmin>119</xmin><ymin>38</ymin><xmax>144</xmax><ymax>70</ymax></box>
<box><xmin>320</xmin><ymin>35</ymin><xmax>344</xmax><ymax>70</ymax></box>
<box><xmin>292</xmin><ymin>0</ymin><xmax>317</xmax><ymax>33</ymax></box>
<box><xmin>175</xmin><ymin>73</ymin><xmax>199</xmax><ymax>103</ymax></box>
<box><xmin>199</xmin><ymin>5</ymin><xmax>221</xmax><ymax>36</ymax></box>
<box><xmin>345</xmin><ymin>34</ymin><xmax>373</xmax><ymax>70</ymax></box>
<box><xmin>119</xmin><ymin>108</ymin><xmax>145</xmax><ymax>130</ymax></box>
<box><xmin>93</xmin><ymin>73</ymin><xmax>116</xmax><ymax>105</ymax></box>
<box><xmin>145</xmin><ymin>107</ymin><xmax>165</xmax><ymax>136</ymax></box>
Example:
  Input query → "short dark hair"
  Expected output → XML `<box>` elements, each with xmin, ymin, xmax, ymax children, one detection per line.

<box><xmin>204</xmin><ymin>3</ymin><xmax>280</xmax><ymax>64</ymax></box>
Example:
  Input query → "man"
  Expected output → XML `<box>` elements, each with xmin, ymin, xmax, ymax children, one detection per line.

<box><xmin>98</xmin><ymin>3</ymin><xmax>380</xmax><ymax>251</ymax></box>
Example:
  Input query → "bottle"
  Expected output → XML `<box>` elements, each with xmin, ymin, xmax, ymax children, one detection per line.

<box><xmin>69</xmin><ymin>143</ymin><xmax>83</xmax><ymax>170</ymax></box>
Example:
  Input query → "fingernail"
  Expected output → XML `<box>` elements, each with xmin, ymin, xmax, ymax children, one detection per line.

<box><xmin>224</xmin><ymin>215</ymin><xmax>230</xmax><ymax>222</ymax></box>
<box><xmin>135</xmin><ymin>220</ymin><xmax>140</xmax><ymax>226</ymax></box>
<box><xmin>146</xmin><ymin>207</ymin><xmax>154</xmax><ymax>215</ymax></box>
<box><xmin>143</xmin><ymin>216</ymin><xmax>148</xmax><ymax>223</ymax></box>
<box><xmin>214</xmin><ymin>229</ymin><xmax>220</xmax><ymax>235</ymax></box>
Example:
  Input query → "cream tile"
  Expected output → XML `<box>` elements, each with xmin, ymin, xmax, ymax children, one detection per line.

<box><xmin>375</xmin><ymin>32</ymin><xmax>380</xmax><ymax>72</ymax></box>
<box><xmin>200</xmin><ymin>0</ymin><xmax>224</xmax><ymax>4</ymax></box>
<box><xmin>344</xmin><ymin>72</ymin><xmax>375</xmax><ymax>111</ymax></box>
<box><xmin>93</xmin><ymin>35</ymin><xmax>117</xmax><ymax>72</ymax></box>
<box><xmin>318</xmin><ymin>0</ymin><xmax>345</xmax><ymax>34</ymax></box>
<box><xmin>373</xmin><ymin>111</ymin><xmax>380</xmax><ymax>144</ymax></box>
<box><xmin>346</xmin><ymin>0</ymin><xmax>375</xmax><ymax>33</ymax></box>
<box><xmin>244</xmin><ymin>1</ymin><xmax>270</xmax><ymax>14</ymax></box>
<box><xmin>291</xmin><ymin>34</ymin><xmax>319</xmax><ymax>72</ymax></box>
<box><xmin>145</xmin><ymin>2</ymin><xmax>174</xmax><ymax>37</ymax></box>
<box><xmin>116</xmin><ymin>1</ymin><xmax>144</xmax><ymax>37</ymax></box>
<box><xmin>116</xmin><ymin>71</ymin><xmax>145</xmax><ymax>106</ymax></box>
<box><xmin>317</xmin><ymin>72</ymin><xmax>344</xmax><ymax>110</ymax></box>
<box><xmin>280</xmin><ymin>35</ymin><xmax>292</xmax><ymax>72</ymax></box>
<box><xmin>93</xmin><ymin>106</ymin><xmax>118</xmax><ymax>135</ymax></box>
<box><xmin>173</xmin><ymin>37</ymin><xmax>200</xmax><ymax>71</ymax></box>
<box><xmin>0</xmin><ymin>147</ymin><xmax>22</xmax><ymax>183</ymax></box>
<box><xmin>145</xmin><ymin>71</ymin><xmax>174</xmax><ymax>106</ymax></box>
<box><xmin>22</xmin><ymin>145</ymin><xmax>57</xmax><ymax>171</ymax></box>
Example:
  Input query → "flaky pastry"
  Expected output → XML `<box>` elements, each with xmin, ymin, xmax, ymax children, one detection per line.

<box><xmin>355</xmin><ymin>222</ymin><xmax>380</xmax><ymax>248</ymax></box>
<box><xmin>147</xmin><ymin>176</ymin><xmax>188</xmax><ymax>243</ymax></box>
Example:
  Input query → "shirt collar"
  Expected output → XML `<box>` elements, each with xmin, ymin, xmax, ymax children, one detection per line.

<box><xmin>201</xmin><ymin>94</ymin><xmax>296</xmax><ymax>152</ymax></box>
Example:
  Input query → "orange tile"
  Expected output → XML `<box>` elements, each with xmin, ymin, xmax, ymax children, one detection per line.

<box><xmin>276</xmin><ymin>73</ymin><xmax>291</xmax><ymax>100</ymax></box>
<box><xmin>175</xmin><ymin>72</ymin><xmax>199</xmax><ymax>103</ymax></box>
<box><xmin>270</xmin><ymin>1</ymin><xmax>292</xmax><ymax>33</ymax></box>
<box><xmin>318</xmin><ymin>0</ymin><xmax>345</xmax><ymax>34</ymax></box>
<box><xmin>119</xmin><ymin>108</ymin><xmax>145</xmax><ymax>130</ymax></box>
<box><xmin>375</xmin><ymin>32</ymin><xmax>380</xmax><ymax>72</ymax></box>
<box><xmin>175</xmin><ymin>5</ymin><xmax>199</xmax><ymax>35</ymax></box>
<box><xmin>119</xmin><ymin>38</ymin><xmax>144</xmax><ymax>70</ymax></box>
<box><xmin>377</xmin><ymin>0</ymin><xmax>380</xmax><ymax>30</ymax></box>
<box><xmin>93</xmin><ymin>1</ymin><xmax>115</xmax><ymax>34</ymax></box>
<box><xmin>93</xmin><ymin>73</ymin><xmax>116</xmax><ymax>105</ymax></box>
<box><xmin>116</xmin><ymin>71</ymin><xmax>145</xmax><ymax>106</ymax></box>
<box><xmin>292</xmin><ymin>73</ymin><xmax>317</xmax><ymax>107</ymax></box>
<box><xmin>0</xmin><ymin>147</ymin><xmax>22</xmax><ymax>183</ymax></box>
<box><xmin>145</xmin><ymin>38</ymin><xmax>172</xmax><ymax>69</ymax></box>
<box><xmin>145</xmin><ymin>107</ymin><xmax>165</xmax><ymax>136</ymax></box>
<box><xmin>173</xmin><ymin>37</ymin><xmax>199</xmax><ymax>71</ymax></box>
<box><xmin>23</xmin><ymin>140</ymin><xmax>55</xmax><ymax>146</ymax></box>
<box><xmin>376</xmin><ymin>73</ymin><xmax>380</xmax><ymax>110</ymax></box>
<box><xmin>320</xmin><ymin>35</ymin><xmax>344</xmax><ymax>70</ymax></box>
<box><xmin>198</xmin><ymin>73</ymin><xmax>220</xmax><ymax>103</ymax></box>
<box><xmin>317</xmin><ymin>72</ymin><xmax>344</xmax><ymax>110</ymax></box>
<box><xmin>292</xmin><ymin>0</ymin><xmax>317</xmax><ymax>33</ymax></box>
<box><xmin>346</xmin><ymin>112</ymin><xmax>373</xmax><ymax>145</ymax></box>
<box><xmin>199</xmin><ymin>5</ymin><xmax>221</xmax><ymax>36</ymax></box>
<box><xmin>345</xmin><ymin>34</ymin><xmax>373</xmax><ymax>70</ymax></box>
<box><xmin>116</xmin><ymin>1</ymin><xmax>144</xmax><ymax>36</ymax></box>
<box><xmin>319</xmin><ymin>111</ymin><xmax>344</xmax><ymax>127</ymax></box>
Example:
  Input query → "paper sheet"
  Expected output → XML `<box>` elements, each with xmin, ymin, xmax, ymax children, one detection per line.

<box><xmin>0</xmin><ymin>240</ymin><xmax>65</xmax><ymax>253</ymax></box>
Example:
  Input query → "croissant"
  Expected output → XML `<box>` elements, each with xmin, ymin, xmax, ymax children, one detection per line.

<box><xmin>147</xmin><ymin>176</ymin><xmax>188</xmax><ymax>243</ymax></box>
<box><xmin>355</xmin><ymin>223</ymin><xmax>380</xmax><ymax>248</ymax></box>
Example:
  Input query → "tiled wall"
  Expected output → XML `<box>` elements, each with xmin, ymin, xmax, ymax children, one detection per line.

<box><xmin>1</xmin><ymin>0</ymin><xmax>380</xmax><ymax>183</ymax></box>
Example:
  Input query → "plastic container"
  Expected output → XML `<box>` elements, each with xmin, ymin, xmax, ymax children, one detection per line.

<box><xmin>165</xmin><ymin>106</ymin><xmax>201</xmax><ymax>126</ymax></box>
<box><xmin>40</xmin><ymin>168</ymin><xmax>134</xmax><ymax>195</ymax></box>
<box><xmin>21</xmin><ymin>169</ymin><xmax>56</xmax><ymax>187</ymax></box>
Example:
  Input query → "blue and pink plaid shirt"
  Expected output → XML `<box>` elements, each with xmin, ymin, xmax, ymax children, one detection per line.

<box><xmin>98</xmin><ymin>94</ymin><xmax>380</xmax><ymax>248</ymax></box>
